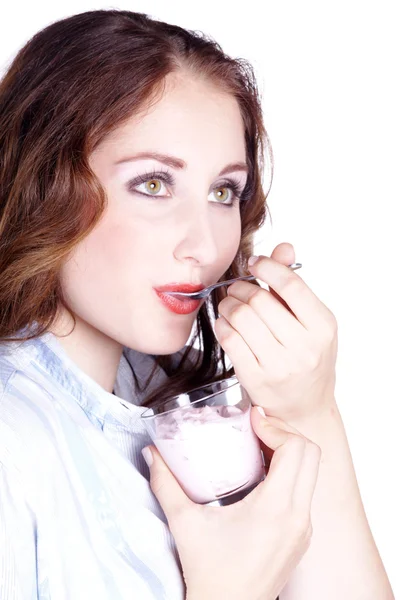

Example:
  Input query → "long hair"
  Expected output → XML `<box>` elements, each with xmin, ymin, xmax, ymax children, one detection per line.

<box><xmin>0</xmin><ymin>9</ymin><xmax>272</xmax><ymax>407</ymax></box>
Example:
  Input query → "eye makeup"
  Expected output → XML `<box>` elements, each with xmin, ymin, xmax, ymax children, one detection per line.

<box><xmin>125</xmin><ymin>168</ymin><xmax>250</xmax><ymax>206</ymax></box>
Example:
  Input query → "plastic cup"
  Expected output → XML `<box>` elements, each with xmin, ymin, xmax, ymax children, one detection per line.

<box><xmin>141</xmin><ymin>375</ymin><xmax>265</xmax><ymax>505</ymax></box>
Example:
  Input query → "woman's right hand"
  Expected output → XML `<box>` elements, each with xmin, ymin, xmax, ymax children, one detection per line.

<box><xmin>143</xmin><ymin>406</ymin><xmax>322</xmax><ymax>600</ymax></box>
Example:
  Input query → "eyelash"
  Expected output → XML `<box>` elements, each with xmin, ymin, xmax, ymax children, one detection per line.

<box><xmin>126</xmin><ymin>168</ymin><xmax>248</xmax><ymax>207</ymax></box>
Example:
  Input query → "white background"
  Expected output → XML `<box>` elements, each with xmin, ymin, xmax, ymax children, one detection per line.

<box><xmin>1</xmin><ymin>1</ymin><xmax>399</xmax><ymax>595</ymax></box>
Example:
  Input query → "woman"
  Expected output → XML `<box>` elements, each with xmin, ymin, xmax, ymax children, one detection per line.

<box><xmin>0</xmin><ymin>8</ymin><xmax>394</xmax><ymax>600</ymax></box>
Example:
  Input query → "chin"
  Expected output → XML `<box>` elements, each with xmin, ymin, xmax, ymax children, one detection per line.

<box><xmin>150</xmin><ymin>337</ymin><xmax>190</xmax><ymax>356</ymax></box>
<box><xmin>125</xmin><ymin>328</ymin><xmax>192</xmax><ymax>357</ymax></box>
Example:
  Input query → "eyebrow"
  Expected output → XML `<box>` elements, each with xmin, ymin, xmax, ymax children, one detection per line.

<box><xmin>115</xmin><ymin>152</ymin><xmax>249</xmax><ymax>176</ymax></box>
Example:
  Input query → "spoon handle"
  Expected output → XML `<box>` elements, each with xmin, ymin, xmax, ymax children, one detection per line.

<box><xmin>167</xmin><ymin>262</ymin><xmax>302</xmax><ymax>299</ymax></box>
<box><xmin>211</xmin><ymin>275</ymin><xmax>256</xmax><ymax>289</ymax></box>
<box><xmin>212</xmin><ymin>262</ymin><xmax>302</xmax><ymax>292</ymax></box>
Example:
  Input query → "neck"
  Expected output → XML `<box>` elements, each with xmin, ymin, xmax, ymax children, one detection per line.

<box><xmin>49</xmin><ymin>310</ymin><xmax>123</xmax><ymax>393</ymax></box>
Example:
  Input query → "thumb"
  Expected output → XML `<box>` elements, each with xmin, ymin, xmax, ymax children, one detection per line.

<box><xmin>269</xmin><ymin>242</ymin><xmax>297</xmax><ymax>315</ymax></box>
<box><xmin>270</xmin><ymin>242</ymin><xmax>295</xmax><ymax>266</ymax></box>
<box><xmin>142</xmin><ymin>445</ymin><xmax>192</xmax><ymax>519</ymax></box>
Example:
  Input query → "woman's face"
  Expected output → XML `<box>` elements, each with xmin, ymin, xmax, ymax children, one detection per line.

<box><xmin>59</xmin><ymin>73</ymin><xmax>248</xmax><ymax>355</ymax></box>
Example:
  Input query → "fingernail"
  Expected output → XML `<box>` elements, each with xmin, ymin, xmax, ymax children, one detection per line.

<box><xmin>141</xmin><ymin>447</ymin><xmax>153</xmax><ymax>467</ymax></box>
<box><xmin>248</xmin><ymin>255</ymin><xmax>260</xmax><ymax>267</ymax></box>
<box><xmin>256</xmin><ymin>405</ymin><xmax>266</xmax><ymax>418</ymax></box>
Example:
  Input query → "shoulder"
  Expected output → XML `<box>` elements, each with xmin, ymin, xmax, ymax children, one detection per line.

<box><xmin>0</xmin><ymin>358</ymin><xmax>64</xmax><ymax>476</ymax></box>
<box><xmin>0</xmin><ymin>346</ymin><xmax>19</xmax><ymax>395</ymax></box>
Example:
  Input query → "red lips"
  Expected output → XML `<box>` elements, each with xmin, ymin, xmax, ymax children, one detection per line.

<box><xmin>154</xmin><ymin>282</ymin><xmax>205</xmax><ymax>315</ymax></box>
<box><xmin>155</xmin><ymin>282</ymin><xmax>205</xmax><ymax>293</ymax></box>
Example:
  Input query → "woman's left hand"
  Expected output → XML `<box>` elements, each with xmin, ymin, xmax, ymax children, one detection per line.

<box><xmin>215</xmin><ymin>242</ymin><xmax>338</xmax><ymax>423</ymax></box>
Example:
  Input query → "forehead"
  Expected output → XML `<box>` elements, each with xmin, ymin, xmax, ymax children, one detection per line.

<box><xmin>99</xmin><ymin>74</ymin><xmax>247</xmax><ymax>161</ymax></box>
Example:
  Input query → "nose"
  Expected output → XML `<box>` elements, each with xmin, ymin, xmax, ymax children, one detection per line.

<box><xmin>173</xmin><ymin>202</ymin><xmax>219</xmax><ymax>267</ymax></box>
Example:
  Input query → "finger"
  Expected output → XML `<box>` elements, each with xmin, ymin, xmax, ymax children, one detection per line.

<box><xmin>254</xmin><ymin>411</ymin><xmax>312</xmax><ymax>460</ymax></box>
<box><xmin>225</xmin><ymin>281</ymin><xmax>306</xmax><ymax>349</ymax></box>
<box><xmin>252</xmin><ymin>410</ymin><xmax>322</xmax><ymax>511</ymax></box>
<box><xmin>255</xmin><ymin>413</ymin><xmax>303</xmax><ymax>435</ymax></box>
<box><xmin>143</xmin><ymin>445</ymin><xmax>193</xmax><ymax>519</ymax></box>
<box><xmin>217</xmin><ymin>293</ymin><xmax>287</xmax><ymax>356</ymax></box>
<box><xmin>259</xmin><ymin>439</ymin><xmax>274</xmax><ymax>467</ymax></box>
<box><xmin>269</xmin><ymin>241</ymin><xmax>297</xmax><ymax>319</ymax></box>
<box><xmin>269</xmin><ymin>287</ymin><xmax>297</xmax><ymax>319</ymax></box>
<box><xmin>214</xmin><ymin>311</ymin><xmax>289</xmax><ymax>382</ymax></box>
<box><xmin>213</xmin><ymin>314</ymin><xmax>265</xmax><ymax>376</ymax></box>
<box><xmin>248</xmin><ymin>255</ymin><xmax>332</xmax><ymax>333</ymax></box>
<box><xmin>293</xmin><ymin>441</ymin><xmax>321</xmax><ymax>513</ymax></box>
<box><xmin>270</xmin><ymin>242</ymin><xmax>296</xmax><ymax>267</ymax></box>
<box><xmin>251</xmin><ymin>408</ymin><xmax>307</xmax><ymax>499</ymax></box>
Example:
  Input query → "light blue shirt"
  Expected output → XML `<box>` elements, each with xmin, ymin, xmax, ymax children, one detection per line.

<box><xmin>0</xmin><ymin>329</ymin><xmax>190</xmax><ymax>599</ymax></box>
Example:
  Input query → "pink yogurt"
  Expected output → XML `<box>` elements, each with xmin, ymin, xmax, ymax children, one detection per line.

<box><xmin>153</xmin><ymin>403</ymin><xmax>264</xmax><ymax>504</ymax></box>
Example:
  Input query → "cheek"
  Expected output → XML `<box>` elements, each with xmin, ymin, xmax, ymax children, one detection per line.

<box><xmin>59</xmin><ymin>217</ymin><xmax>148</xmax><ymax>308</ymax></box>
<box><xmin>218</xmin><ymin>213</ymin><xmax>242</xmax><ymax>266</ymax></box>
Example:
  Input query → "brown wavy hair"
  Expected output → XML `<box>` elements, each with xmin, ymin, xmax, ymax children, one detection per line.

<box><xmin>0</xmin><ymin>9</ymin><xmax>272</xmax><ymax>407</ymax></box>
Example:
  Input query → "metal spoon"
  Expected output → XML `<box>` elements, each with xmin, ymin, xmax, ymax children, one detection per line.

<box><xmin>165</xmin><ymin>262</ymin><xmax>303</xmax><ymax>300</ymax></box>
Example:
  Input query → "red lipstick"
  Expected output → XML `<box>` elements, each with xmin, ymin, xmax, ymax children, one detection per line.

<box><xmin>154</xmin><ymin>283</ymin><xmax>205</xmax><ymax>315</ymax></box>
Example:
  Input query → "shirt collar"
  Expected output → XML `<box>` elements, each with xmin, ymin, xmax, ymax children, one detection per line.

<box><xmin>7</xmin><ymin>328</ymin><xmax>169</xmax><ymax>431</ymax></box>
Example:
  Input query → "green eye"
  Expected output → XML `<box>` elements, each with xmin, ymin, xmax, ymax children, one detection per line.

<box><xmin>127</xmin><ymin>169</ymin><xmax>246</xmax><ymax>206</ymax></box>
<box><xmin>213</xmin><ymin>187</ymin><xmax>230</xmax><ymax>203</ymax></box>
<box><xmin>144</xmin><ymin>179</ymin><xmax>162</xmax><ymax>195</ymax></box>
